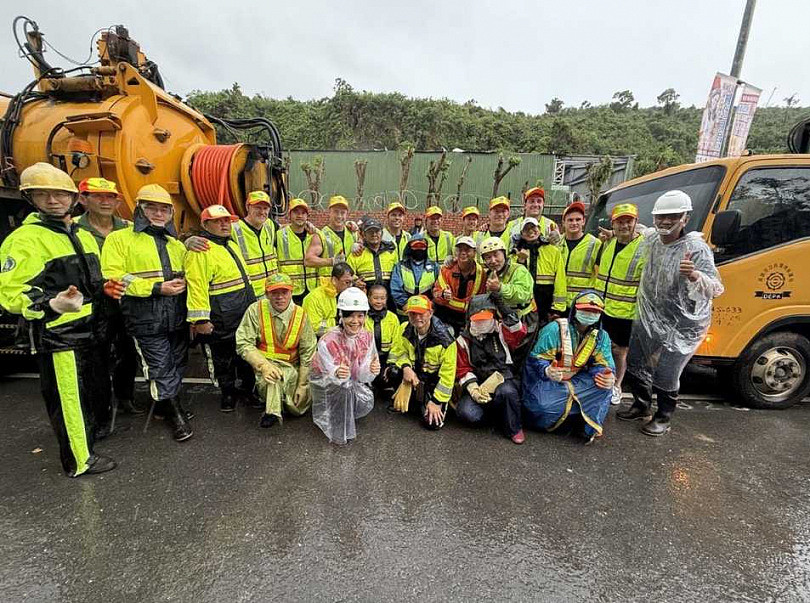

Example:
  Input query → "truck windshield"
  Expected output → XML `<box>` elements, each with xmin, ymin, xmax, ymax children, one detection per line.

<box><xmin>586</xmin><ymin>165</ymin><xmax>726</xmax><ymax>234</ymax></box>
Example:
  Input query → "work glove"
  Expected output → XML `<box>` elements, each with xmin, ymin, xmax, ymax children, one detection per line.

<box><xmin>332</xmin><ymin>252</ymin><xmax>346</xmax><ymax>265</ymax></box>
<box><xmin>49</xmin><ymin>285</ymin><xmax>83</xmax><ymax>314</ymax></box>
<box><xmin>594</xmin><ymin>370</ymin><xmax>615</xmax><ymax>390</ymax></box>
<box><xmin>351</xmin><ymin>241</ymin><xmax>365</xmax><ymax>256</ymax></box>
<box><xmin>545</xmin><ymin>364</ymin><xmax>565</xmax><ymax>382</ymax></box>
<box><xmin>392</xmin><ymin>380</ymin><xmax>412</xmax><ymax>413</ymax></box>
<box><xmin>261</xmin><ymin>362</ymin><xmax>283</xmax><ymax>383</ymax></box>
<box><xmin>547</xmin><ymin>229</ymin><xmax>561</xmax><ymax>245</ymax></box>
<box><xmin>103</xmin><ymin>279</ymin><xmax>126</xmax><ymax>300</ymax></box>
<box><xmin>468</xmin><ymin>383</ymin><xmax>491</xmax><ymax>404</ymax></box>
<box><xmin>293</xmin><ymin>366</ymin><xmax>311</xmax><ymax>406</ymax></box>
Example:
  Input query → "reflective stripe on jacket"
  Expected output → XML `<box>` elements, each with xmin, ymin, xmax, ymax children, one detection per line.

<box><xmin>389</xmin><ymin>316</ymin><xmax>457</xmax><ymax>404</ymax></box>
<box><xmin>231</xmin><ymin>219</ymin><xmax>278</xmax><ymax>297</ymax></box>
<box><xmin>275</xmin><ymin>225</ymin><xmax>316</xmax><ymax>297</ymax></box>
<box><xmin>560</xmin><ymin>234</ymin><xmax>601</xmax><ymax>306</ymax></box>
<box><xmin>595</xmin><ymin>235</ymin><xmax>646</xmax><ymax>319</ymax></box>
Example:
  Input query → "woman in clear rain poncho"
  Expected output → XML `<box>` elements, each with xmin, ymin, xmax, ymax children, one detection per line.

<box><xmin>617</xmin><ymin>190</ymin><xmax>724</xmax><ymax>437</ymax></box>
<box><xmin>310</xmin><ymin>287</ymin><xmax>380</xmax><ymax>444</ymax></box>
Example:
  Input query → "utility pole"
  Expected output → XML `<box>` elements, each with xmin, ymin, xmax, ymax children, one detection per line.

<box><xmin>730</xmin><ymin>0</ymin><xmax>757</xmax><ymax>79</ymax></box>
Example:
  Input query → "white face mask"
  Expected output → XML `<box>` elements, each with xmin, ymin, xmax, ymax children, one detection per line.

<box><xmin>654</xmin><ymin>215</ymin><xmax>686</xmax><ymax>236</ymax></box>
<box><xmin>470</xmin><ymin>318</ymin><xmax>496</xmax><ymax>337</ymax></box>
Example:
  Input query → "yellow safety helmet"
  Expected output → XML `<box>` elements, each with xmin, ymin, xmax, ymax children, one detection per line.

<box><xmin>329</xmin><ymin>195</ymin><xmax>349</xmax><ymax>209</ymax></box>
<box><xmin>387</xmin><ymin>201</ymin><xmax>406</xmax><ymax>214</ymax></box>
<box><xmin>136</xmin><ymin>184</ymin><xmax>173</xmax><ymax>206</ymax></box>
<box><xmin>19</xmin><ymin>162</ymin><xmax>78</xmax><ymax>193</ymax></box>
<box><xmin>246</xmin><ymin>190</ymin><xmax>271</xmax><ymax>206</ymax></box>
<box><xmin>479</xmin><ymin>236</ymin><xmax>507</xmax><ymax>255</ymax></box>
<box><xmin>611</xmin><ymin>203</ymin><xmax>638</xmax><ymax>221</ymax></box>
<box><xmin>425</xmin><ymin>206</ymin><xmax>443</xmax><ymax>218</ymax></box>
<box><xmin>489</xmin><ymin>196</ymin><xmax>510</xmax><ymax>211</ymax></box>
<box><xmin>461</xmin><ymin>206</ymin><xmax>480</xmax><ymax>218</ymax></box>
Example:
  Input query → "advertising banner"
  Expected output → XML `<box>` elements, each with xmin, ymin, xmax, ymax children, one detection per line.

<box><xmin>695</xmin><ymin>73</ymin><xmax>738</xmax><ymax>163</ymax></box>
<box><xmin>726</xmin><ymin>84</ymin><xmax>762</xmax><ymax>157</ymax></box>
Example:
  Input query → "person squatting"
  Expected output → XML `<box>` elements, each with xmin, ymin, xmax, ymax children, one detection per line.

<box><xmin>0</xmin><ymin>164</ymin><xmax>723</xmax><ymax>476</ymax></box>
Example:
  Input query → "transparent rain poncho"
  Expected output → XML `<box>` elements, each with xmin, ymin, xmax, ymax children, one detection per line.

<box><xmin>310</xmin><ymin>325</ymin><xmax>378</xmax><ymax>444</ymax></box>
<box><xmin>628</xmin><ymin>229</ymin><xmax>724</xmax><ymax>391</ymax></box>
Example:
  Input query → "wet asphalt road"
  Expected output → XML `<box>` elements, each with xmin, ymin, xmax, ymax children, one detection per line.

<box><xmin>1</xmin><ymin>371</ymin><xmax>809</xmax><ymax>603</ymax></box>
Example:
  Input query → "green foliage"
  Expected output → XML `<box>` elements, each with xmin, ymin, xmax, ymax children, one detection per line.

<box><xmin>186</xmin><ymin>80</ymin><xmax>810</xmax><ymax>177</ymax></box>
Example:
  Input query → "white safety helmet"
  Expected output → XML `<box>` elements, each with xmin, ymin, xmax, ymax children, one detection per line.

<box><xmin>337</xmin><ymin>287</ymin><xmax>369</xmax><ymax>312</ymax></box>
<box><xmin>651</xmin><ymin>190</ymin><xmax>693</xmax><ymax>215</ymax></box>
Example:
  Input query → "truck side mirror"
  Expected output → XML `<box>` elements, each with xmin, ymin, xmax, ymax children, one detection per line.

<box><xmin>711</xmin><ymin>209</ymin><xmax>742</xmax><ymax>247</ymax></box>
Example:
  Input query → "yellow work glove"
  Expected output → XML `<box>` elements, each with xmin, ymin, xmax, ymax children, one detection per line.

<box><xmin>467</xmin><ymin>383</ymin><xmax>491</xmax><ymax>404</ymax></box>
<box><xmin>393</xmin><ymin>381</ymin><xmax>412</xmax><ymax>413</ymax></box>
<box><xmin>479</xmin><ymin>371</ymin><xmax>504</xmax><ymax>397</ymax></box>
<box><xmin>261</xmin><ymin>362</ymin><xmax>283</xmax><ymax>383</ymax></box>
<box><xmin>293</xmin><ymin>366</ymin><xmax>310</xmax><ymax>406</ymax></box>
<box><xmin>243</xmin><ymin>349</ymin><xmax>267</xmax><ymax>372</ymax></box>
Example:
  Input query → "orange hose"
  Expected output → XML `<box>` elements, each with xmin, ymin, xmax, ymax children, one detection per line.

<box><xmin>189</xmin><ymin>144</ymin><xmax>241</xmax><ymax>214</ymax></box>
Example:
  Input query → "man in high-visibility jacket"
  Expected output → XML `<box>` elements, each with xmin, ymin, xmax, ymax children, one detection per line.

<box><xmin>388</xmin><ymin>295</ymin><xmax>457</xmax><ymax>430</ymax></box>
<box><xmin>507</xmin><ymin>187</ymin><xmax>560</xmax><ymax>244</ymax></box>
<box><xmin>276</xmin><ymin>198</ymin><xmax>318</xmax><ymax>306</ymax></box>
<box><xmin>424</xmin><ymin>206</ymin><xmax>455</xmax><ymax>263</ymax></box>
<box><xmin>478</xmin><ymin>196</ymin><xmax>514</xmax><ymax>252</ymax></box>
<box><xmin>236</xmin><ymin>273</ymin><xmax>317</xmax><ymax>428</ymax></box>
<box><xmin>0</xmin><ymin>163</ymin><xmax>115</xmax><ymax>476</ymax></box>
<box><xmin>432</xmin><ymin>236</ymin><xmax>486</xmax><ymax>334</ymax></box>
<box><xmin>382</xmin><ymin>201</ymin><xmax>411</xmax><ymax>260</ymax></box>
<box><xmin>460</xmin><ymin>206</ymin><xmax>481</xmax><ymax>238</ymax></box>
<box><xmin>302</xmin><ymin>262</ymin><xmax>355</xmax><ymax>337</ymax></box>
<box><xmin>306</xmin><ymin>194</ymin><xmax>356</xmax><ymax>285</ymax></box>
<box><xmin>230</xmin><ymin>190</ymin><xmax>278</xmax><ymax>298</ymax></box>
<box><xmin>559</xmin><ymin>201</ymin><xmax>601</xmax><ymax>308</ymax></box>
<box><xmin>186</xmin><ymin>204</ymin><xmax>256</xmax><ymax>412</ymax></box>
<box><xmin>511</xmin><ymin>216</ymin><xmax>568</xmax><ymax>322</ymax></box>
<box><xmin>75</xmin><ymin>177</ymin><xmax>140</xmax><ymax>430</ymax></box>
<box><xmin>102</xmin><ymin>184</ymin><xmax>193</xmax><ymax>442</ymax></box>
<box><xmin>480</xmin><ymin>236</ymin><xmax>538</xmax><ymax>365</ymax></box>
<box><xmin>347</xmin><ymin>217</ymin><xmax>397</xmax><ymax>293</ymax></box>
<box><xmin>594</xmin><ymin>203</ymin><xmax>647</xmax><ymax>405</ymax></box>
<box><xmin>390</xmin><ymin>235</ymin><xmax>439</xmax><ymax>315</ymax></box>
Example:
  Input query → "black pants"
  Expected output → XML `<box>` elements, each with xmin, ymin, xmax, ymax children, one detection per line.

<box><xmin>38</xmin><ymin>346</ymin><xmax>107</xmax><ymax>476</ymax></box>
<box><xmin>133</xmin><ymin>329</ymin><xmax>189</xmax><ymax>402</ymax></box>
<box><xmin>387</xmin><ymin>366</ymin><xmax>446</xmax><ymax>430</ymax></box>
<box><xmin>95</xmin><ymin>311</ymin><xmax>138</xmax><ymax>426</ymax></box>
<box><xmin>624</xmin><ymin>371</ymin><xmax>678</xmax><ymax>420</ymax></box>
<box><xmin>206</xmin><ymin>337</ymin><xmax>254</xmax><ymax>397</ymax></box>
<box><xmin>455</xmin><ymin>378</ymin><xmax>522</xmax><ymax>436</ymax></box>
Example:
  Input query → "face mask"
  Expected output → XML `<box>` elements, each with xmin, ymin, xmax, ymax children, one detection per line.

<box><xmin>411</xmin><ymin>248</ymin><xmax>427</xmax><ymax>261</ymax></box>
<box><xmin>470</xmin><ymin>318</ymin><xmax>496</xmax><ymax>337</ymax></box>
<box><xmin>576</xmin><ymin>310</ymin><xmax>601</xmax><ymax>326</ymax></box>
<box><xmin>655</xmin><ymin>216</ymin><xmax>685</xmax><ymax>236</ymax></box>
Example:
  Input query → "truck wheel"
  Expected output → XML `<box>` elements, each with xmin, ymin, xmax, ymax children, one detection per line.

<box><xmin>732</xmin><ymin>332</ymin><xmax>810</xmax><ymax>409</ymax></box>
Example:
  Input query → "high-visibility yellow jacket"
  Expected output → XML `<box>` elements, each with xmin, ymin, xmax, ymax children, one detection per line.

<box><xmin>382</xmin><ymin>228</ymin><xmax>411</xmax><ymax>261</ymax></box>
<box><xmin>302</xmin><ymin>278</ymin><xmax>338</xmax><ymax>337</ymax></box>
<box><xmin>316</xmin><ymin>225</ymin><xmax>356</xmax><ymax>279</ymax></box>
<box><xmin>425</xmin><ymin>230</ymin><xmax>455</xmax><ymax>263</ymax></box>
<box><xmin>560</xmin><ymin>234</ymin><xmax>601</xmax><ymax>306</ymax></box>
<box><xmin>184</xmin><ymin>233</ymin><xmax>254</xmax><ymax>338</ymax></box>
<box><xmin>476</xmin><ymin>227</ymin><xmax>512</xmax><ymax>252</ymax></box>
<box><xmin>507</xmin><ymin>215</ymin><xmax>558</xmax><ymax>241</ymax></box>
<box><xmin>365</xmin><ymin>308</ymin><xmax>400</xmax><ymax>357</ymax></box>
<box><xmin>595</xmin><ymin>235</ymin><xmax>647</xmax><ymax>319</ymax></box>
<box><xmin>231</xmin><ymin>219</ymin><xmax>278</xmax><ymax>297</ymax></box>
<box><xmin>0</xmin><ymin>213</ymin><xmax>104</xmax><ymax>352</ymax></box>
<box><xmin>347</xmin><ymin>241</ymin><xmax>398</xmax><ymax>288</ymax></box>
<box><xmin>389</xmin><ymin>316</ymin><xmax>457</xmax><ymax>405</ymax></box>
<box><xmin>513</xmin><ymin>242</ymin><xmax>568</xmax><ymax>313</ymax></box>
<box><xmin>488</xmin><ymin>259</ymin><xmax>537</xmax><ymax>318</ymax></box>
<box><xmin>101</xmin><ymin>225</ymin><xmax>187</xmax><ymax>335</ymax></box>
<box><xmin>275</xmin><ymin>225</ymin><xmax>317</xmax><ymax>297</ymax></box>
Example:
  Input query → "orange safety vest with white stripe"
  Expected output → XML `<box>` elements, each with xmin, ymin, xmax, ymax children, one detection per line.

<box><xmin>231</xmin><ymin>219</ymin><xmax>278</xmax><ymax>297</ymax></box>
<box><xmin>256</xmin><ymin>299</ymin><xmax>306</xmax><ymax>364</ymax></box>
<box><xmin>595</xmin><ymin>235</ymin><xmax>646</xmax><ymax>319</ymax></box>
<box><xmin>560</xmin><ymin>234</ymin><xmax>601</xmax><ymax>306</ymax></box>
<box><xmin>553</xmin><ymin>318</ymin><xmax>600</xmax><ymax>380</ymax></box>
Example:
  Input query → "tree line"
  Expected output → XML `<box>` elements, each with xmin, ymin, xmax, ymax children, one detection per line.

<box><xmin>187</xmin><ymin>80</ymin><xmax>809</xmax><ymax>177</ymax></box>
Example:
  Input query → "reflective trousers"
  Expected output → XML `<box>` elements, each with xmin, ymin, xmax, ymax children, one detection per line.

<box><xmin>38</xmin><ymin>347</ymin><xmax>106</xmax><ymax>476</ymax></box>
<box><xmin>133</xmin><ymin>329</ymin><xmax>189</xmax><ymax>402</ymax></box>
<box><xmin>205</xmin><ymin>337</ymin><xmax>254</xmax><ymax>397</ymax></box>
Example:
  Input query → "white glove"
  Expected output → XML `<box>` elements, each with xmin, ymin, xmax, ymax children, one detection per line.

<box><xmin>332</xmin><ymin>252</ymin><xmax>346</xmax><ymax>265</ymax></box>
<box><xmin>49</xmin><ymin>286</ymin><xmax>84</xmax><ymax>314</ymax></box>
<box><xmin>351</xmin><ymin>241</ymin><xmax>365</xmax><ymax>256</ymax></box>
<box><xmin>545</xmin><ymin>364</ymin><xmax>564</xmax><ymax>382</ymax></box>
<box><xmin>468</xmin><ymin>383</ymin><xmax>491</xmax><ymax>404</ymax></box>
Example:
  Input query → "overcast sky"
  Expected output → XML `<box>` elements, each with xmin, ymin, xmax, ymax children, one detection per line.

<box><xmin>2</xmin><ymin>1</ymin><xmax>807</xmax><ymax>113</ymax></box>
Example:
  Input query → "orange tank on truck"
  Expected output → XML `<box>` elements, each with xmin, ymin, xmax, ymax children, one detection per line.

<box><xmin>587</xmin><ymin>128</ymin><xmax>810</xmax><ymax>410</ymax></box>
<box><xmin>0</xmin><ymin>16</ymin><xmax>287</xmax><ymax>240</ymax></box>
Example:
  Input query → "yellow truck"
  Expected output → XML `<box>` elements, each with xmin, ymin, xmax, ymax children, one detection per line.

<box><xmin>588</xmin><ymin>152</ymin><xmax>810</xmax><ymax>409</ymax></box>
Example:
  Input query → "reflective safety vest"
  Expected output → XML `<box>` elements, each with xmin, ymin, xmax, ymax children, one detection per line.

<box><xmin>595</xmin><ymin>235</ymin><xmax>646</xmax><ymax>319</ymax></box>
<box><xmin>301</xmin><ymin>280</ymin><xmax>338</xmax><ymax>337</ymax></box>
<box><xmin>364</xmin><ymin>309</ymin><xmax>400</xmax><ymax>355</ymax></box>
<box><xmin>276</xmin><ymin>225</ymin><xmax>316</xmax><ymax>297</ymax></box>
<box><xmin>494</xmin><ymin>261</ymin><xmax>537</xmax><ymax>318</ymax></box>
<box><xmin>317</xmin><ymin>226</ymin><xmax>356</xmax><ymax>279</ymax></box>
<box><xmin>398</xmin><ymin>263</ymin><xmax>438</xmax><ymax>316</ymax></box>
<box><xmin>560</xmin><ymin>234</ymin><xmax>601</xmax><ymax>306</ymax></box>
<box><xmin>257</xmin><ymin>298</ymin><xmax>305</xmax><ymax>363</ymax></box>
<box><xmin>508</xmin><ymin>215</ymin><xmax>557</xmax><ymax>241</ymax></box>
<box><xmin>347</xmin><ymin>243</ymin><xmax>398</xmax><ymax>288</ymax></box>
<box><xmin>520</xmin><ymin>243</ymin><xmax>567</xmax><ymax>312</ymax></box>
<box><xmin>389</xmin><ymin>318</ymin><xmax>457</xmax><ymax>405</ymax></box>
<box><xmin>554</xmin><ymin>318</ymin><xmax>599</xmax><ymax>380</ymax></box>
<box><xmin>382</xmin><ymin>228</ymin><xmax>411</xmax><ymax>261</ymax></box>
<box><xmin>433</xmin><ymin>261</ymin><xmax>485</xmax><ymax>313</ymax></box>
<box><xmin>425</xmin><ymin>230</ymin><xmax>455</xmax><ymax>263</ymax></box>
<box><xmin>231</xmin><ymin>219</ymin><xmax>278</xmax><ymax>297</ymax></box>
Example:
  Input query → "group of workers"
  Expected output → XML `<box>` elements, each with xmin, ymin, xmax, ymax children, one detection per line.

<box><xmin>0</xmin><ymin>162</ymin><xmax>723</xmax><ymax>477</ymax></box>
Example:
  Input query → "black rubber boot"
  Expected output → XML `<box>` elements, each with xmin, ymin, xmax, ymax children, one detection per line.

<box><xmin>167</xmin><ymin>398</ymin><xmax>194</xmax><ymax>442</ymax></box>
<box><xmin>95</xmin><ymin>421</ymin><xmax>113</xmax><ymax>440</ymax></box>
<box><xmin>83</xmin><ymin>454</ymin><xmax>118</xmax><ymax>475</ymax></box>
<box><xmin>641</xmin><ymin>417</ymin><xmax>671</xmax><ymax>437</ymax></box>
<box><xmin>220</xmin><ymin>394</ymin><xmax>236</xmax><ymax>413</ymax></box>
<box><xmin>117</xmin><ymin>398</ymin><xmax>144</xmax><ymax>416</ymax></box>
<box><xmin>174</xmin><ymin>396</ymin><xmax>194</xmax><ymax>421</ymax></box>
<box><xmin>616</xmin><ymin>405</ymin><xmax>653</xmax><ymax>422</ymax></box>
<box><xmin>259</xmin><ymin>413</ymin><xmax>278</xmax><ymax>428</ymax></box>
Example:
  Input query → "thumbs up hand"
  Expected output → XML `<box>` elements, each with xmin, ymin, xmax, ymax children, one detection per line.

<box><xmin>679</xmin><ymin>252</ymin><xmax>698</xmax><ymax>281</ymax></box>
<box><xmin>486</xmin><ymin>271</ymin><xmax>501</xmax><ymax>292</ymax></box>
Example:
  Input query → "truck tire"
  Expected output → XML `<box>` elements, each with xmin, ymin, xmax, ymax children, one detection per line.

<box><xmin>732</xmin><ymin>332</ymin><xmax>810</xmax><ymax>410</ymax></box>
